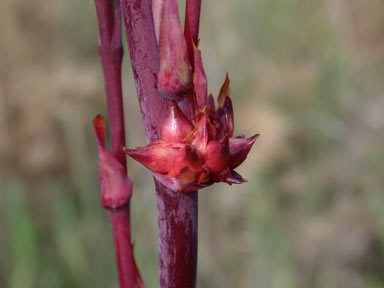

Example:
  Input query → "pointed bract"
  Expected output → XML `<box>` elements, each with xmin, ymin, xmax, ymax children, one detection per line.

<box><xmin>93</xmin><ymin>115</ymin><xmax>132</xmax><ymax>209</ymax></box>
<box><xmin>218</xmin><ymin>73</ymin><xmax>230</xmax><ymax>107</ymax></box>
<box><xmin>193</xmin><ymin>44</ymin><xmax>207</xmax><ymax>109</ymax></box>
<box><xmin>226</xmin><ymin>169</ymin><xmax>247</xmax><ymax>184</ymax></box>
<box><xmin>228</xmin><ymin>134</ymin><xmax>259</xmax><ymax>169</ymax></box>
<box><xmin>157</xmin><ymin>0</ymin><xmax>192</xmax><ymax>96</ymax></box>
<box><xmin>124</xmin><ymin>141</ymin><xmax>180</xmax><ymax>174</ymax></box>
<box><xmin>216</xmin><ymin>95</ymin><xmax>234</xmax><ymax>138</ymax></box>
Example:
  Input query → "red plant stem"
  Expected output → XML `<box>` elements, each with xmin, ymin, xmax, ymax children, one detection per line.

<box><xmin>109</xmin><ymin>206</ymin><xmax>135</xmax><ymax>288</ymax></box>
<box><xmin>100</xmin><ymin>49</ymin><xmax>127</xmax><ymax>165</ymax></box>
<box><xmin>120</xmin><ymin>0</ymin><xmax>198</xmax><ymax>287</ymax></box>
<box><xmin>94</xmin><ymin>1</ymin><xmax>135</xmax><ymax>287</ymax></box>
<box><xmin>95</xmin><ymin>0</ymin><xmax>126</xmax><ymax>166</ymax></box>
<box><xmin>155</xmin><ymin>182</ymin><xmax>198</xmax><ymax>288</ymax></box>
<box><xmin>120</xmin><ymin>0</ymin><xmax>166</xmax><ymax>143</ymax></box>
<box><xmin>184</xmin><ymin>0</ymin><xmax>202</xmax><ymax>68</ymax></box>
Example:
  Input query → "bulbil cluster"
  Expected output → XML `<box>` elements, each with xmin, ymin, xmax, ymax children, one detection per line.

<box><xmin>124</xmin><ymin>0</ymin><xmax>259</xmax><ymax>192</ymax></box>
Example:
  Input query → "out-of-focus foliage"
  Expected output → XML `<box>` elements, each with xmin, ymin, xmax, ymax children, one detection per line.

<box><xmin>1</xmin><ymin>0</ymin><xmax>384</xmax><ymax>287</ymax></box>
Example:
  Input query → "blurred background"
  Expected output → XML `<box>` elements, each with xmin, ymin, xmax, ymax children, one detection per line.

<box><xmin>1</xmin><ymin>0</ymin><xmax>384</xmax><ymax>287</ymax></box>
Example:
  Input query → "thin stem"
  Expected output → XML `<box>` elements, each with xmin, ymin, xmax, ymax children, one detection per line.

<box><xmin>121</xmin><ymin>1</ymin><xmax>198</xmax><ymax>287</ymax></box>
<box><xmin>93</xmin><ymin>1</ymin><xmax>136</xmax><ymax>287</ymax></box>
<box><xmin>109</xmin><ymin>206</ymin><xmax>135</xmax><ymax>288</ymax></box>
<box><xmin>95</xmin><ymin>0</ymin><xmax>126</xmax><ymax>166</ymax></box>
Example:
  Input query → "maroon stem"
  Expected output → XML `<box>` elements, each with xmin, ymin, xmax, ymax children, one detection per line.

<box><xmin>94</xmin><ymin>1</ymin><xmax>135</xmax><ymax>287</ymax></box>
<box><xmin>109</xmin><ymin>206</ymin><xmax>135</xmax><ymax>288</ymax></box>
<box><xmin>155</xmin><ymin>183</ymin><xmax>198</xmax><ymax>288</ymax></box>
<box><xmin>95</xmin><ymin>0</ymin><xmax>126</xmax><ymax>166</ymax></box>
<box><xmin>184</xmin><ymin>0</ymin><xmax>202</xmax><ymax>68</ymax></box>
<box><xmin>120</xmin><ymin>0</ymin><xmax>198</xmax><ymax>287</ymax></box>
<box><xmin>120</xmin><ymin>0</ymin><xmax>166</xmax><ymax>143</ymax></box>
<box><xmin>99</xmin><ymin>48</ymin><xmax>127</xmax><ymax>166</ymax></box>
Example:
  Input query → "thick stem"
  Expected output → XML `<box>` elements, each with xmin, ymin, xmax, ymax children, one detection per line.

<box><xmin>109</xmin><ymin>205</ymin><xmax>135</xmax><ymax>288</ymax></box>
<box><xmin>121</xmin><ymin>0</ymin><xmax>198</xmax><ymax>287</ymax></box>
<box><xmin>156</xmin><ymin>182</ymin><xmax>198</xmax><ymax>288</ymax></box>
<box><xmin>120</xmin><ymin>0</ymin><xmax>166</xmax><ymax>143</ymax></box>
<box><xmin>184</xmin><ymin>0</ymin><xmax>202</xmax><ymax>68</ymax></box>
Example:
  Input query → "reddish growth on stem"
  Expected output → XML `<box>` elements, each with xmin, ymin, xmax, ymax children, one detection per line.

<box><xmin>124</xmin><ymin>10</ymin><xmax>259</xmax><ymax>192</ymax></box>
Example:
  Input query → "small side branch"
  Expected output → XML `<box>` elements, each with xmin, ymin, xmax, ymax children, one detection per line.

<box><xmin>93</xmin><ymin>1</ymin><xmax>139</xmax><ymax>288</ymax></box>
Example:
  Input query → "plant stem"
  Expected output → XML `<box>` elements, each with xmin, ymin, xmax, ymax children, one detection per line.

<box><xmin>94</xmin><ymin>1</ymin><xmax>136</xmax><ymax>287</ymax></box>
<box><xmin>95</xmin><ymin>0</ymin><xmax>126</xmax><ymax>166</ymax></box>
<box><xmin>109</xmin><ymin>206</ymin><xmax>135</xmax><ymax>288</ymax></box>
<box><xmin>120</xmin><ymin>0</ymin><xmax>166</xmax><ymax>143</ymax></box>
<box><xmin>155</xmin><ymin>182</ymin><xmax>198</xmax><ymax>288</ymax></box>
<box><xmin>121</xmin><ymin>0</ymin><xmax>198</xmax><ymax>286</ymax></box>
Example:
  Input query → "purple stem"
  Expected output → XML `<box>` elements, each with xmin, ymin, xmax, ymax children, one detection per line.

<box><xmin>120</xmin><ymin>0</ymin><xmax>198</xmax><ymax>287</ymax></box>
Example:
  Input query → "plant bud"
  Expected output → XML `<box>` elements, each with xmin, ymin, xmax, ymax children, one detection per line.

<box><xmin>157</xmin><ymin>0</ymin><xmax>192</xmax><ymax>96</ymax></box>
<box><xmin>93</xmin><ymin>115</ymin><xmax>132</xmax><ymax>209</ymax></box>
<box><xmin>160</xmin><ymin>101</ymin><xmax>193</xmax><ymax>143</ymax></box>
